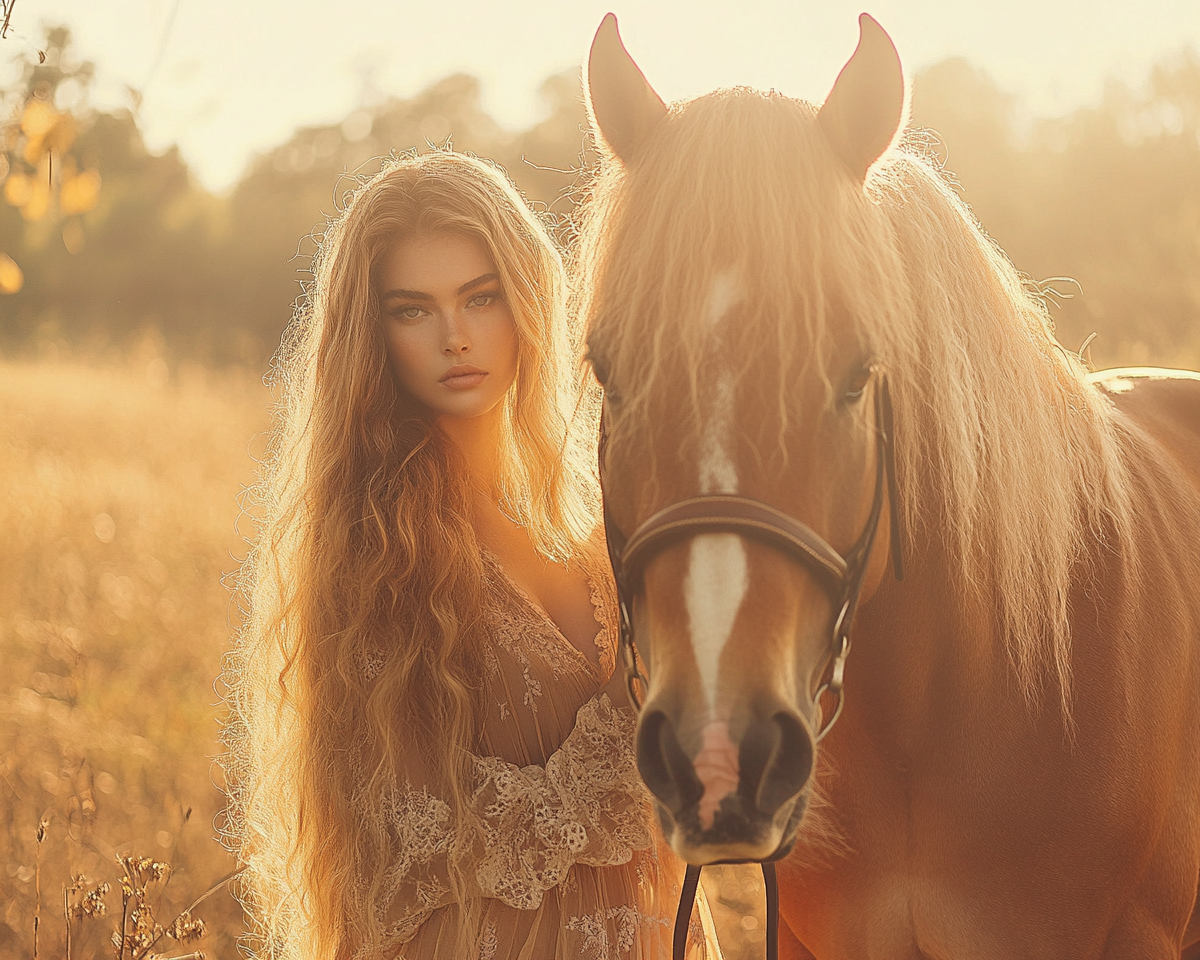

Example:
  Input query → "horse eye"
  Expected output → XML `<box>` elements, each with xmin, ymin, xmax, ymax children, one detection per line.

<box><xmin>844</xmin><ymin>365</ymin><xmax>872</xmax><ymax>402</ymax></box>
<box><xmin>587</xmin><ymin>350</ymin><xmax>611</xmax><ymax>388</ymax></box>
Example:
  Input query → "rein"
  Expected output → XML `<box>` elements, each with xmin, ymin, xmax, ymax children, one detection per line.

<box><xmin>598</xmin><ymin>370</ymin><xmax>904</xmax><ymax>959</ymax></box>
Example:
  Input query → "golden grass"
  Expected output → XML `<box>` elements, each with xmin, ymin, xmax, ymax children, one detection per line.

<box><xmin>0</xmin><ymin>358</ymin><xmax>767</xmax><ymax>959</ymax></box>
<box><xmin>0</xmin><ymin>359</ymin><xmax>270</xmax><ymax>958</ymax></box>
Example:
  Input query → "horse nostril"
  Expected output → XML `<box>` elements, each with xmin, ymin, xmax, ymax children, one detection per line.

<box><xmin>636</xmin><ymin>710</ymin><xmax>704</xmax><ymax>816</ymax></box>
<box><xmin>739</xmin><ymin>711</ymin><xmax>814</xmax><ymax>817</ymax></box>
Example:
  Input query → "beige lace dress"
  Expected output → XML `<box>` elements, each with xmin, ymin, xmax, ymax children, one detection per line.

<box><xmin>367</xmin><ymin>542</ymin><xmax>720</xmax><ymax>960</ymax></box>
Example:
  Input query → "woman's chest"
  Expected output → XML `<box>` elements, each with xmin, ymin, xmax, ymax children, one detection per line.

<box><xmin>478</xmin><ymin>560</ymin><xmax>617</xmax><ymax>766</ymax></box>
<box><xmin>480</xmin><ymin>537</ymin><xmax>604</xmax><ymax>668</ymax></box>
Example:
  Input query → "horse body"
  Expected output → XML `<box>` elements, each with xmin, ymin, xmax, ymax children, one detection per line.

<box><xmin>582</xmin><ymin>15</ymin><xmax>1200</xmax><ymax>958</ymax></box>
<box><xmin>778</xmin><ymin>369</ymin><xmax>1200</xmax><ymax>959</ymax></box>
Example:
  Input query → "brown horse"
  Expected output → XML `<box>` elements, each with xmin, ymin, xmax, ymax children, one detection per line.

<box><xmin>580</xmin><ymin>13</ymin><xmax>1200</xmax><ymax>959</ymax></box>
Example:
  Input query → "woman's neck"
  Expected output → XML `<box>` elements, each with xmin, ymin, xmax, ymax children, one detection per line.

<box><xmin>439</xmin><ymin>407</ymin><xmax>531</xmax><ymax>555</ymax></box>
<box><xmin>438</xmin><ymin>407</ymin><xmax>505</xmax><ymax>496</ymax></box>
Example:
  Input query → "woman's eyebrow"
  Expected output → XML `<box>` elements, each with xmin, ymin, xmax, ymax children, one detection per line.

<box><xmin>457</xmin><ymin>272</ymin><xmax>500</xmax><ymax>294</ymax></box>
<box><xmin>379</xmin><ymin>273</ymin><xmax>500</xmax><ymax>302</ymax></box>
<box><xmin>380</xmin><ymin>287</ymin><xmax>432</xmax><ymax>302</ymax></box>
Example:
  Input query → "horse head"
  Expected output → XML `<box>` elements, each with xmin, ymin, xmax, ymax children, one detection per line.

<box><xmin>584</xmin><ymin>14</ymin><xmax>906</xmax><ymax>864</ymax></box>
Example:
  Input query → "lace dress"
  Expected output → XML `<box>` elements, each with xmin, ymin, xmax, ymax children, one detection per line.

<box><xmin>366</xmin><ymin>542</ymin><xmax>720</xmax><ymax>960</ymax></box>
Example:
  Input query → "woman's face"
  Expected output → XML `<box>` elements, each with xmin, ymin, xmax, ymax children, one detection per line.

<box><xmin>378</xmin><ymin>231</ymin><xmax>519</xmax><ymax>422</ymax></box>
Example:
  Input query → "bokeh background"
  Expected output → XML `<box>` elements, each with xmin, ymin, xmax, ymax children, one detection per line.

<box><xmin>2</xmin><ymin>1</ymin><xmax>1199</xmax><ymax>957</ymax></box>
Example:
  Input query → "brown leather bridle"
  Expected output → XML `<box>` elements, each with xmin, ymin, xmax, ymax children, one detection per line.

<box><xmin>597</xmin><ymin>365</ymin><xmax>904</xmax><ymax>960</ymax></box>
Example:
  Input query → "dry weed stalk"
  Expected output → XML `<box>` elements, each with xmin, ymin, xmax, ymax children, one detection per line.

<box><xmin>110</xmin><ymin>853</ymin><xmax>217</xmax><ymax>960</ymax></box>
<box><xmin>26</xmin><ymin>815</ymin><xmax>220</xmax><ymax>960</ymax></box>
<box><xmin>3</xmin><ymin>365</ymin><xmax>266</xmax><ymax>956</ymax></box>
<box><xmin>65</xmin><ymin>873</ymin><xmax>111</xmax><ymax>959</ymax></box>
<box><xmin>33</xmin><ymin>814</ymin><xmax>47</xmax><ymax>960</ymax></box>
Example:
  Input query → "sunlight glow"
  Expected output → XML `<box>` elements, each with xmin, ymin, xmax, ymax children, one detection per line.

<box><xmin>18</xmin><ymin>0</ymin><xmax>1200</xmax><ymax>191</ymax></box>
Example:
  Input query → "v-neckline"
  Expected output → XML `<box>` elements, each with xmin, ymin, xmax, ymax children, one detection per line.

<box><xmin>481</xmin><ymin>546</ymin><xmax>604</xmax><ymax>676</ymax></box>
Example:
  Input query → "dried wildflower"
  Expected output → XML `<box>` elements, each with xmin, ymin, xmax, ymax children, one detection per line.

<box><xmin>100</xmin><ymin>851</ymin><xmax>227</xmax><ymax>960</ymax></box>
<box><xmin>126</xmin><ymin>902</ymin><xmax>164</xmax><ymax>952</ymax></box>
<box><xmin>68</xmin><ymin>874</ymin><xmax>110</xmax><ymax>918</ymax></box>
<box><xmin>167</xmin><ymin>912</ymin><xmax>207</xmax><ymax>944</ymax></box>
<box><xmin>117</xmin><ymin>853</ymin><xmax>172</xmax><ymax>892</ymax></box>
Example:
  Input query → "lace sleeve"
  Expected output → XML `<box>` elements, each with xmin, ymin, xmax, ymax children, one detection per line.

<box><xmin>470</xmin><ymin>693</ymin><xmax>653</xmax><ymax>910</ymax></box>
<box><xmin>378</xmin><ymin>694</ymin><xmax>654</xmax><ymax>942</ymax></box>
<box><xmin>376</xmin><ymin>782</ymin><xmax>457</xmax><ymax>946</ymax></box>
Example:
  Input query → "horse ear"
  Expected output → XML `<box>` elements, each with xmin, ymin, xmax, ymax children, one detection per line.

<box><xmin>818</xmin><ymin>14</ymin><xmax>905</xmax><ymax>181</ymax></box>
<box><xmin>586</xmin><ymin>13</ymin><xmax>668</xmax><ymax>164</ymax></box>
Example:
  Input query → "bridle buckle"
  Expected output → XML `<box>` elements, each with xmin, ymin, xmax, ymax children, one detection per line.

<box><xmin>829</xmin><ymin>632</ymin><xmax>850</xmax><ymax>695</ymax></box>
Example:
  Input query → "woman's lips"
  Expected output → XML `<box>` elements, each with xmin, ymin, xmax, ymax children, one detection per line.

<box><xmin>440</xmin><ymin>365</ymin><xmax>488</xmax><ymax>390</ymax></box>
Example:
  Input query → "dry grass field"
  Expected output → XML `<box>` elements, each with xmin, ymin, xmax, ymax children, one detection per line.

<box><xmin>0</xmin><ymin>358</ymin><xmax>766</xmax><ymax>960</ymax></box>
<box><xmin>0</xmin><ymin>359</ymin><xmax>270</xmax><ymax>959</ymax></box>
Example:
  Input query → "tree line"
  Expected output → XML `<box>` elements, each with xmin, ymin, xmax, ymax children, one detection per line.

<box><xmin>1</xmin><ymin>28</ymin><xmax>1198</xmax><ymax>369</ymax></box>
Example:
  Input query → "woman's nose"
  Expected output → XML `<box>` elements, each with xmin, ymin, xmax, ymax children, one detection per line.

<box><xmin>443</xmin><ymin>311</ymin><xmax>471</xmax><ymax>355</ymax></box>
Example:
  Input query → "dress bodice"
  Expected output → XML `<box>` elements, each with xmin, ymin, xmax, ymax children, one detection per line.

<box><xmin>361</xmin><ymin>541</ymin><xmax>719</xmax><ymax>960</ymax></box>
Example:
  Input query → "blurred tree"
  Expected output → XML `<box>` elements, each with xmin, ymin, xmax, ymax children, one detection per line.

<box><xmin>0</xmin><ymin>27</ymin><xmax>101</xmax><ymax>297</ymax></box>
<box><xmin>225</xmin><ymin>70</ymin><xmax>589</xmax><ymax>350</ymax></box>
<box><xmin>1</xmin><ymin>25</ymin><xmax>1196</xmax><ymax>370</ymax></box>
<box><xmin>911</xmin><ymin>52</ymin><xmax>1200</xmax><ymax>368</ymax></box>
<box><xmin>0</xmin><ymin>27</ymin><xmax>211</xmax><ymax>357</ymax></box>
<box><xmin>0</xmin><ymin>40</ymin><xmax>592</xmax><ymax>364</ymax></box>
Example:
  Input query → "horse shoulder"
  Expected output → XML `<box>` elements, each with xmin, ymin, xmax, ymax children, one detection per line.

<box><xmin>1090</xmin><ymin>366</ymin><xmax>1200</xmax><ymax>489</ymax></box>
<box><xmin>1088</xmin><ymin>369</ymin><xmax>1200</xmax><ymax>952</ymax></box>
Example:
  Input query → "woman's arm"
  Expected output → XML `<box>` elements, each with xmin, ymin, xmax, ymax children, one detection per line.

<box><xmin>468</xmin><ymin>693</ymin><xmax>653</xmax><ymax>907</ymax></box>
<box><xmin>376</xmin><ymin>692</ymin><xmax>654</xmax><ymax>945</ymax></box>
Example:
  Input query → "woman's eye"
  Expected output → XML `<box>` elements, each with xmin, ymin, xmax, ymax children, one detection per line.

<box><xmin>467</xmin><ymin>292</ymin><xmax>499</xmax><ymax>308</ymax></box>
<box><xmin>392</xmin><ymin>306</ymin><xmax>426</xmax><ymax>322</ymax></box>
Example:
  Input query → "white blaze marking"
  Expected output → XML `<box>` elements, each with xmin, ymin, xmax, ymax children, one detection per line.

<box><xmin>699</xmin><ymin>374</ymin><xmax>738</xmax><ymax>493</ymax></box>
<box><xmin>685</xmin><ymin>533</ymin><xmax>748</xmax><ymax>709</ymax></box>
<box><xmin>685</xmin><ymin>271</ymin><xmax>747</xmax><ymax>711</ymax></box>
<box><xmin>706</xmin><ymin>271</ymin><xmax>742</xmax><ymax>330</ymax></box>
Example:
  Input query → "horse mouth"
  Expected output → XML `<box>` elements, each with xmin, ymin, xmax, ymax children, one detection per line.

<box><xmin>654</xmin><ymin>788</ymin><xmax>808</xmax><ymax>865</ymax></box>
<box><xmin>636</xmin><ymin>706</ymin><xmax>816</xmax><ymax>862</ymax></box>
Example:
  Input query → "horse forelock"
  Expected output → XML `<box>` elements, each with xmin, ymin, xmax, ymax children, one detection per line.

<box><xmin>584</xmin><ymin>91</ymin><xmax>871</xmax><ymax>477</ymax></box>
<box><xmin>580</xmin><ymin>87</ymin><xmax>1137</xmax><ymax>718</ymax></box>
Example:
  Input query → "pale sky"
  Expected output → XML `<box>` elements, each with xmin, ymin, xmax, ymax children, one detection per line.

<box><xmin>9</xmin><ymin>0</ymin><xmax>1200</xmax><ymax>192</ymax></box>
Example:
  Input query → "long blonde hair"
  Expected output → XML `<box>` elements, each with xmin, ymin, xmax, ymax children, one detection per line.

<box><xmin>222</xmin><ymin>151</ymin><xmax>597</xmax><ymax>958</ymax></box>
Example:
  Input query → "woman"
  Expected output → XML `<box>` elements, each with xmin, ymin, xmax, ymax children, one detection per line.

<box><xmin>222</xmin><ymin>150</ymin><xmax>717</xmax><ymax>959</ymax></box>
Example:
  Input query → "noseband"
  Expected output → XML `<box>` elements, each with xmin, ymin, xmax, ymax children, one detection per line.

<box><xmin>597</xmin><ymin>368</ymin><xmax>904</xmax><ymax>960</ymax></box>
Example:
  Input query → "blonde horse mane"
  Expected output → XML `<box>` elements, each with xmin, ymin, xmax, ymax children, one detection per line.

<box><xmin>578</xmin><ymin>88</ymin><xmax>1136</xmax><ymax>717</ymax></box>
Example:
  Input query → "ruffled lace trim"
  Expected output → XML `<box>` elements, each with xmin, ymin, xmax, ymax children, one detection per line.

<box><xmin>579</xmin><ymin>538</ymin><xmax>619</xmax><ymax>681</ymax></box>
<box><xmin>374</xmin><ymin>694</ymin><xmax>653</xmax><ymax>939</ymax></box>
<box><xmin>471</xmin><ymin>694</ymin><xmax>652</xmax><ymax>909</ymax></box>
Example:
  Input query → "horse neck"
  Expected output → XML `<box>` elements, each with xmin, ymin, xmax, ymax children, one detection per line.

<box><xmin>846</xmin><ymin>489</ymin><xmax>1014</xmax><ymax>758</ymax></box>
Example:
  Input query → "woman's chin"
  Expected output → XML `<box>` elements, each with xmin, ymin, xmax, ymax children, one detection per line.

<box><xmin>431</xmin><ymin>393</ymin><xmax>508</xmax><ymax>424</ymax></box>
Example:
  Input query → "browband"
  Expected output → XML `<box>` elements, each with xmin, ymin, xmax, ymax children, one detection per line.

<box><xmin>620</xmin><ymin>495</ymin><xmax>849</xmax><ymax>586</ymax></box>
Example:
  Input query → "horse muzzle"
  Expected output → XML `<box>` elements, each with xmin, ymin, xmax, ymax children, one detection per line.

<box><xmin>635</xmin><ymin>700</ymin><xmax>815</xmax><ymax>862</ymax></box>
